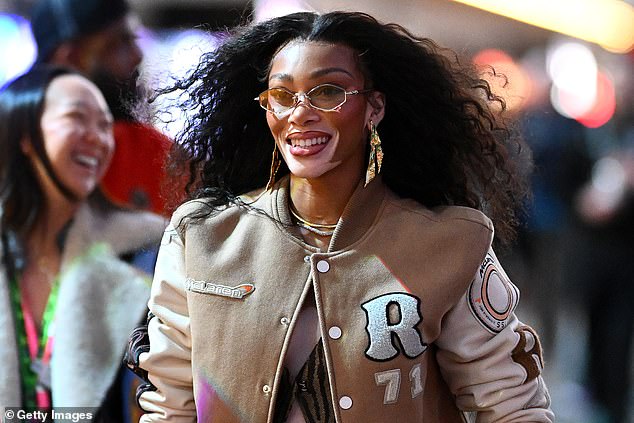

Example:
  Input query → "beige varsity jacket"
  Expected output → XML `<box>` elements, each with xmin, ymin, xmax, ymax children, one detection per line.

<box><xmin>138</xmin><ymin>176</ymin><xmax>554</xmax><ymax>422</ymax></box>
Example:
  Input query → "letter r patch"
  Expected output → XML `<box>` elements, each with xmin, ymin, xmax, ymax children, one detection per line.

<box><xmin>362</xmin><ymin>293</ymin><xmax>427</xmax><ymax>361</ymax></box>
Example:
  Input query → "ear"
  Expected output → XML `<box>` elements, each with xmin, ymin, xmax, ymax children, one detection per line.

<box><xmin>365</xmin><ymin>91</ymin><xmax>386</xmax><ymax>127</ymax></box>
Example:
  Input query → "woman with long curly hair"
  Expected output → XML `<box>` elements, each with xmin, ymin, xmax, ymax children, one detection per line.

<box><xmin>131</xmin><ymin>11</ymin><xmax>553</xmax><ymax>422</ymax></box>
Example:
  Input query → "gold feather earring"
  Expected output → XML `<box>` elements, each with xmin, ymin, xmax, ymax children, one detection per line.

<box><xmin>364</xmin><ymin>120</ymin><xmax>383</xmax><ymax>187</ymax></box>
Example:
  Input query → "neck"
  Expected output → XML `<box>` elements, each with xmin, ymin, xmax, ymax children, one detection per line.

<box><xmin>289</xmin><ymin>173</ymin><xmax>361</xmax><ymax>225</ymax></box>
<box><xmin>28</xmin><ymin>198</ymin><xmax>78</xmax><ymax>254</ymax></box>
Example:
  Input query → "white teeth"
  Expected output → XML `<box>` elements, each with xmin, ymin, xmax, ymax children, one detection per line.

<box><xmin>75</xmin><ymin>154</ymin><xmax>98</xmax><ymax>167</ymax></box>
<box><xmin>290</xmin><ymin>136</ymin><xmax>328</xmax><ymax>147</ymax></box>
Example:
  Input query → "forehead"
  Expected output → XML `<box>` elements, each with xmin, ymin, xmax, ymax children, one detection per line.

<box><xmin>268</xmin><ymin>41</ymin><xmax>364</xmax><ymax>83</ymax></box>
<box><xmin>83</xmin><ymin>17</ymin><xmax>133</xmax><ymax>46</ymax></box>
<box><xmin>44</xmin><ymin>74</ymin><xmax>110</xmax><ymax>114</ymax></box>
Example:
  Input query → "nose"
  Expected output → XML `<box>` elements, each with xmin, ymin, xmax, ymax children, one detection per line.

<box><xmin>114</xmin><ymin>23</ymin><xmax>144</xmax><ymax>78</ymax></box>
<box><xmin>115</xmin><ymin>40</ymin><xmax>143</xmax><ymax>79</ymax></box>
<box><xmin>128</xmin><ymin>41</ymin><xmax>143</xmax><ymax>71</ymax></box>
<box><xmin>295</xmin><ymin>92</ymin><xmax>311</xmax><ymax>107</ymax></box>
<box><xmin>287</xmin><ymin>96</ymin><xmax>319</xmax><ymax>125</ymax></box>
<box><xmin>84</xmin><ymin>120</ymin><xmax>114</xmax><ymax>150</ymax></box>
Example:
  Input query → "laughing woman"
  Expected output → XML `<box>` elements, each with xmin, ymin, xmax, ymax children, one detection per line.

<box><xmin>132</xmin><ymin>11</ymin><xmax>553</xmax><ymax>423</ymax></box>
<box><xmin>0</xmin><ymin>65</ymin><xmax>165</xmax><ymax>420</ymax></box>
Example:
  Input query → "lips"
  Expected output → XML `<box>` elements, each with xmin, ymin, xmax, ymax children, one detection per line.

<box><xmin>288</xmin><ymin>136</ymin><xmax>329</xmax><ymax>148</ymax></box>
<box><xmin>72</xmin><ymin>153</ymin><xmax>102</xmax><ymax>173</ymax></box>
<box><xmin>286</xmin><ymin>133</ymin><xmax>331</xmax><ymax>156</ymax></box>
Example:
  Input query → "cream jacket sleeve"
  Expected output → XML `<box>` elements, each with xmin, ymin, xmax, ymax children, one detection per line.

<box><xmin>435</xmin><ymin>248</ymin><xmax>554</xmax><ymax>422</ymax></box>
<box><xmin>138</xmin><ymin>224</ymin><xmax>197</xmax><ymax>422</ymax></box>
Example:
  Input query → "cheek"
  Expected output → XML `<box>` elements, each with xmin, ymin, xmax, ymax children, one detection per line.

<box><xmin>79</xmin><ymin>50</ymin><xmax>100</xmax><ymax>74</ymax></box>
<box><xmin>109</xmin><ymin>51</ymin><xmax>133</xmax><ymax>77</ymax></box>
<box><xmin>331</xmin><ymin>112</ymin><xmax>368</xmax><ymax>150</ymax></box>
<box><xmin>41</xmin><ymin>127</ymin><xmax>68</xmax><ymax>160</ymax></box>
<box><xmin>266</xmin><ymin>114</ymin><xmax>285</xmax><ymax>143</ymax></box>
<box><xmin>104</xmin><ymin>136</ymin><xmax>116</xmax><ymax>165</ymax></box>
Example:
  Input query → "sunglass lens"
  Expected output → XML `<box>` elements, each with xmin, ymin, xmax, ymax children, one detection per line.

<box><xmin>267</xmin><ymin>88</ymin><xmax>295</xmax><ymax>112</ymax></box>
<box><xmin>310</xmin><ymin>85</ymin><xmax>345</xmax><ymax>109</ymax></box>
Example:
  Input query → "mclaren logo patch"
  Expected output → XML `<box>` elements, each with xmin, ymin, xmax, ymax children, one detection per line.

<box><xmin>185</xmin><ymin>278</ymin><xmax>255</xmax><ymax>299</ymax></box>
<box><xmin>468</xmin><ymin>253</ymin><xmax>519</xmax><ymax>333</ymax></box>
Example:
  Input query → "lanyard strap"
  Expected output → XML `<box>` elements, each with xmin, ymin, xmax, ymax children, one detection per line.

<box><xmin>9</xmin><ymin>274</ymin><xmax>60</xmax><ymax>409</ymax></box>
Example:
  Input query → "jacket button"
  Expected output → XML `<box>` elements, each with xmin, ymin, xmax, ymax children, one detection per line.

<box><xmin>262</xmin><ymin>385</ymin><xmax>271</xmax><ymax>394</ymax></box>
<box><xmin>280</xmin><ymin>317</ymin><xmax>290</xmax><ymax>326</ymax></box>
<box><xmin>303</xmin><ymin>255</ymin><xmax>311</xmax><ymax>263</ymax></box>
<box><xmin>328</xmin><ymin>326</ymin><xmax>342</xmax><ymax>339</ymax></box>
<box><xmin>339</xmin><ymin>395</ymin><xmax>353</xmax><ymax>409</ymax></box>
<box><xmin>316</xmin><ymin>260</ymin><xmax>330</xmax><ymax>273</ymax></box>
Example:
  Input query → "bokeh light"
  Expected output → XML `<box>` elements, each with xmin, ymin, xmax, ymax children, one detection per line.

<box><xmin>576</xmin><ymin>71</ymin><xmax>616</xmax><ymax>128</ymax></box>
<box><xmin>0</xmin><ymin>13</ymin><xmax>37</xmax><ymax>87</ymax></box>
<box><xmin>547</xmin><ymin>41</ymin><xmax>616</xmax><ymax>127</ymax></box>
<box><xmin>547</xmin><ymin>42</ymin><xmax>598</xmax><ymax>118</ymax></box>
<box><xmin>472</xmin><ymin>48</ymin><xmax>532</xmax><ymax>112</ymax></box>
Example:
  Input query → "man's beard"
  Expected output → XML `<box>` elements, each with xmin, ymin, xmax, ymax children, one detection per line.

<box><xmin>90</xmin><ymin>68</ymin><xmax>141</xmax><ymax>121</ymax></box>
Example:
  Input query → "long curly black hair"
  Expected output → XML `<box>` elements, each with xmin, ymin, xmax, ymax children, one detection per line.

<box><xmin>163</xmin><ymin>11</ymin><xmax>530</xmax><ymax>245</ymax></box>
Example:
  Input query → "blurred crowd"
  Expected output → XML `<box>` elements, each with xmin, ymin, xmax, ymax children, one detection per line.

<box><xmin>0</xmin><ymin>0</ymin><xmax>632</xmax><ymax>421</ymax></box>
<box><xmin>507</xmin><ymin>102</ymin><xmax>634</xmax><ymax>422</ymax></box>
<box><xmin>0</xmin><ymin>0</ymin><xmax>175</xmax><ymax>421</ymax></box>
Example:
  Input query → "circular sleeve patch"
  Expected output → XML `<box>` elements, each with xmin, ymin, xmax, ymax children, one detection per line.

<box><xmin>467</xmin><ymin>253</ymin><xmax>519</xmax><ymax>333</ymax></box>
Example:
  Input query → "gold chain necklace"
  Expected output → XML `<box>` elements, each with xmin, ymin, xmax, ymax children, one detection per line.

<box><xmin>289</xmin><ymin>204</ymin><xmax>337</xmax><ymax>237</ymax></box>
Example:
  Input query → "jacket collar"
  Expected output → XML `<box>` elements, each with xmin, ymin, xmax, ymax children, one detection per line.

<box><xmin>266</xmin><ymin>175</ymin><xmax>388</xmax><ymax>252</ymax></box>
<box><xmin>61</xmin><ymin>201</ymin><xmax>166</xmax><ymax>270</ymax></box>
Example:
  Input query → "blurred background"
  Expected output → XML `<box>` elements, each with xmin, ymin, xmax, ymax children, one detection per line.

<box><xmin>1</xmin><ymin>0</ymin><xmax>633</xmax><ymax>421</ymax></box>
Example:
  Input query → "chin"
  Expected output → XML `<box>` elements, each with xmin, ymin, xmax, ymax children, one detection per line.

<box><xmin>286</xmin><ymin>163</ymin><xmax>334</xmax><ymax>180</ymax></box>
<box><xmin>68</xmin><ymin>184</ymin><xmax>96</xmax><ymax>201</ymax></box>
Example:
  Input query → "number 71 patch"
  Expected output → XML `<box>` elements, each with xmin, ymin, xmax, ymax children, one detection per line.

<box><xmin>374</xmin><ymin>363</ymin><xmax>424</xmax><ymax>405</ymax></box>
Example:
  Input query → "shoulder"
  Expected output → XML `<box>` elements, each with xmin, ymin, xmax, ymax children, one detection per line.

<box><xmin>171</xmin><ymin>198</ymin><xmax>236</xmax><ymax>229</ymax></box>
<box><xmin>107</xmin><ymin>208</ymin><xmax>168</xmax><ymax>241</ymax></box>
<box><xmin>71</xmin><ymin>202</ymin><xmax>168</xmax><ymax>256</ymax></box>
<box><xmin>171</xmin><ymin>198</ymin><xmax>215</xmax><ymax>227</ymax></box>
<box><xmin>170</xmin><ymin>192</ymin><xmax>266</xmax><ymax>237</ymax></box>
<box><xmin>383</xmin><ymin>190</ymin><xmax>494</xmax><ymax>233</ymax></box>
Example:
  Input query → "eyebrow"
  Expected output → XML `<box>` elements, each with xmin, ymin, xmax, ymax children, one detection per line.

<box><xmin>269</xmin><ymin>67</ymin><xmax>355</xmax><ymax>81</ymax></box>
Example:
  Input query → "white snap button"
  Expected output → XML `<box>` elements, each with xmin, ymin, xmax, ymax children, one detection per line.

<box><xmin>316</xmin><ymin>260</ymin><xmax>330</xmax><ymax>273</ymax></box>
<box><xmin>280</xmin><ymin>317</ymin><xmax>290</xmax><ymax>326</ymax></box>
<box><xmin>262</xmin><ymin>385</ymin><xmax>271</xmax><ymax>394</ymax></box>
<box><xmin>339</xmin><ymin>395</ymin><xmax>353</xmax><ymax>409</ymax></box>
<box><xmin>328</xmin><ymin>326</ymin><xmax>342</xmax><ymax>339</ymax></box>
<box><xmin>303</xmin><ymin>255</ymin><xmax>311</xmax><ymax>263</ymax></box>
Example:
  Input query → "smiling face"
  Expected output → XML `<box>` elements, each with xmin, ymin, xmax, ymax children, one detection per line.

<box><xmin>24</xmin><ymin>74</ymin><xmax>114</xmax><ymax>203</ymax></box>
<box><xmin>265</xmin><ymin>41</ymin><xmax>384</xmax><ymax>184</ymax></box>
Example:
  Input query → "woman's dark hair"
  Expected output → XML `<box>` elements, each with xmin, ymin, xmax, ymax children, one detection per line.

<box><xmin>0</xmin><ymin>64</ymin><xmax>79</xmax><ymax>237</ymax></box>
<box><xmin>164</xmin><ymin>11</ymin><xmax>530</xmax><ymax>245</ymax></box>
